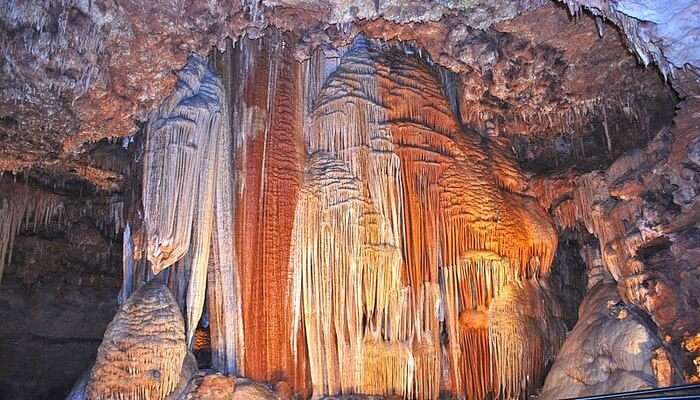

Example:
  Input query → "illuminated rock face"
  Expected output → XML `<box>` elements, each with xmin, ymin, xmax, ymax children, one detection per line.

<box><xmin>138</xmin><ymin>53</ymin><xmax>243</xmax><ymax>375</ymax></box>
<box><xmin>221</xmin><ymin>35</ymin><xmax>306</xmax><ymax>390</ymax></box>
<box><xmin>86</xmin><ymin>280</ymin><xmax>187</xmax><ymax>400</ymax></box>
<box><xmin>290</xmin><ymin>37</ymin><xmax>561</xmax><ymax>399</ymax></box>
<box><xmin>127</xmin><ymin>35</ymin><xmax>562</xmax><ymax>400</ymax></box>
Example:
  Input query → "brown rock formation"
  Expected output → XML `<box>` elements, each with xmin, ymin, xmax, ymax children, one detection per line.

<box><xmin>530</xmin><ymin>89</ymin><xmax>700</xmax><ymax>381</ymax></box>
<box><xmin>215</xmin><ymin>32</ymin><xmax>307</xmax><ymax>390</ymax></box>
<box><xmin>540</xmin><ymin>279</ymin><xmax>681</xmax><ymax>399</ymax></box>
<box><xmin>183</xmin><ymin>373</ymin><xmax>236</xmax><ymax>400</ymax></box>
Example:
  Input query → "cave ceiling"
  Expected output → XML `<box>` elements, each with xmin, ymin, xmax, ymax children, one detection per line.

<box><xmin>0</xmin><ymin>0</ymin><xmax>693</xmax><ymax>194</ymax></box>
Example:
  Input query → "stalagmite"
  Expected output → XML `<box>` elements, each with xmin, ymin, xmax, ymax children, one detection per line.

<box><xmin>86</xmin><ymin>280</ymin><xmax>187</xmax><ymax>400</ymax></box>
<box><xmin>539</xmin><ymin>280</ymin><xmax>681</xmax><ymax>399</ymax></box>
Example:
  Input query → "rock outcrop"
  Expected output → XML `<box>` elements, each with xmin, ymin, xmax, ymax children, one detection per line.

<box><xmin>531</xmin><ymin>89</ymin><xmax>700</xmax><ymax>381</ymax></box>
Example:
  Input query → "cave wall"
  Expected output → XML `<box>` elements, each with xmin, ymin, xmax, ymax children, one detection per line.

<box><xmin>0</xmin><ymin>182</ymin><xmax>123</xmax><ymax>399</ymax></box>
<box><xmin>531</xmin><ymin>89</ymin><xmax>700</xmax><ymax>383</ymax></box>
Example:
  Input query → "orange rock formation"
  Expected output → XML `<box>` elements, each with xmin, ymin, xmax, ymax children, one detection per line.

<box><xmin>130</xmin><ymin>34</ymin><xmax>562</xmax><ymax>400</ymax></box>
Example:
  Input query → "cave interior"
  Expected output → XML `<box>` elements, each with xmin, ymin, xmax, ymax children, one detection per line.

<box><xmin>0</xmin><ymin>0</ymin><xmax>699</xmax><ymax>399</ymax></box>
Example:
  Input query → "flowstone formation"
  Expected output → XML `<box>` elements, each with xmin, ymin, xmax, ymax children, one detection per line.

<box><xmin>2</xmin><ymin>1</ymin><xmax>699</xmax><ymax>399</ymax></box>
<box><xmin>130</xmin><ymin>53</ymin><xmax>243</xmax><ymax>376</ymax></box>
<box><xmin>103</xmin><ymin>34</ymin><xmax>565</xmax><ymax>400</ymax></box>
<box><xmin>291</xmin><ymin>37</ymin><xmax>562</xmax><ymax>399</ymax></box>
<box><xmin>217</xmin><ymin>33</ymin><xmax>306</xmax><ymax>389</ymax></box>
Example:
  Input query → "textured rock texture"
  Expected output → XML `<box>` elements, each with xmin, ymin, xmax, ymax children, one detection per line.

<box><xmin>530</xmin><ymin>84</ymin><xmax>700</xmax><ymax>384</ymax></box>
<box><xmin>86</xmin><ymin>280</ymin><xmax>187</xmax><ymax>400</ymax></box>
<box><xmin>212</xmin><ymin>33</ymin><xmax>306</xmax><ymax>388</ymax></box>
<box><xmin>1</xmin><ymin>0</ymin><xmax>698</xmax><ymax>399</ymax></box>
<box><xmin>558</xmin><ymin>0</ymin><xmax>700</xmax><ymax>77</ymax></box>
<box><xmin>289</xmin><ymin>36</ymin><xmax>562</xmax><ymax>399</ymax></box>
<box><xmin>181</xmin><ymin>373</ymin><xmax>237</xmax><ymax>400</ymax></box>
<box><xmin>0</xmin><ymin>1</ymin><xmax>677</xmax><ymax>183</ymax></box>
<box><xmin>230</xmin><ymin>381</ymin><xmax>279</xmax><ymax>400</ymax></box>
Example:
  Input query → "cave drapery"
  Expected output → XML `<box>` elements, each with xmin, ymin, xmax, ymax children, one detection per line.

<box><xmin>113</xmin><ymin>32</ymin><xmax>565</xmax><ymax>399</ymax></box>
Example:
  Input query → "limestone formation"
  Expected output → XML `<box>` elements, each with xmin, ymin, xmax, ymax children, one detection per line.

<box><xmin>231</xmin><ymin>381</ymin><xmax>278</xmax><ymax>400</ymax></box>
<box><xmin>1</xmin><ymin>1</ymin><xmax>699</xmax><ymax>399</ymax></box>
<box><xmin>180</xmin><ymin>373</ymin><xmax>236</xmax><ymax>400</ymax></box>
<box><xmin>137</xmin><ymin>54</ymin><xmax>244</xmax><ymax>375</ymax></box>
<box><xmin>290</xmin><ymin>37</ymin><xmax>560</xmax><ymax>399</ymax></box>
<box><xmin>530</xmin><ymin>96</ymin><xmax>700</xmax><ymax>381</ymax></box>
<box><xmin>86</xmin><ymin>281</ymin><xmax>187</xmax><ymax>400</ymax></box>
<box><xmin>0</xmin><ymin>182</ymin><xmax>124</xmax><ymax>284</ymax></box>
<box><xmin>540</xmin><ymin>279</ymin><xmax>681</xmax><ymax>399</ymax></box>
<box><xmin>216</xmin><ymin>33</ymin><xmax>306</xmax><ymax>388</ymax></box>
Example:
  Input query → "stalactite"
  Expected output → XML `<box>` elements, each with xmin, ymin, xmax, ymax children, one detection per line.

<box><xmin>292</xmin><ymin>153</ymin><xmax>373</xmax><ymax>396</ymax></box>
<box><xmin>531</xmin><ymin>169</ymin><xmax>643</xmax><ymax>281</ymax></box>
<box><xmin>119</xmin><ymin>224</ymin><xmax>134</xmax><ymax>304</ymax></box>
<box><xmin>0</xmin><ymin>182</ymin><xmax>124</xmax><ymax>284</ymax></box>
<box><xmin>141</xmin><ymin>56</ymin><xmax>223</xmax><ymax>274</ymax></box>
<box><xmin>86</xmin><ymin>280</ymin><xmax>186</xmax><ymax>400</ymax></box>
<box><xmin>181</xmin><ymin>108</ymin><xmax>219</xmax><ymax>347</ymax></box>
<box><xmin>119</xmin><ymin>219</ymin><xmax>153</xmax><ymax>304</ymax></box>
<box><xmin>488</xmin><ymin>281</ymin><xmax>566</xmax><ymax>400</ymax></box>
<box><xmin>460</xmin><ymin>89</ymin><xmax>656</xmax><ymax>141</ymax></box>
<box><xmin>137</xmin><ymin>54</ymin><xmax>245</xmax><ymax>373</ymax></box>
<box><xmin>0</xmin><ymin>187</ymin><xmax>30</xmax><ymax>284</ymax></box>
<box><xmin>206</xmin><ymin>82</ymin><xmax>244</xmax><ymax>376</ymax></box>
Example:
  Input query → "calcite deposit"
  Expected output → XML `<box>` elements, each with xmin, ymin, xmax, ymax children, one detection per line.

<box><xmin>540</xmin><ymin>278</ymin><xmax>680</xmax><ymax>399</ymax></box>
<box><xmin>86</xmin><ymin>281</ymin><xmax>187</xmax><ymax>400</ymax></box>
<box><xmin>0</xmin><ymin>0</ymin><xmax>699</xmax><ymax>399</ymax></box>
